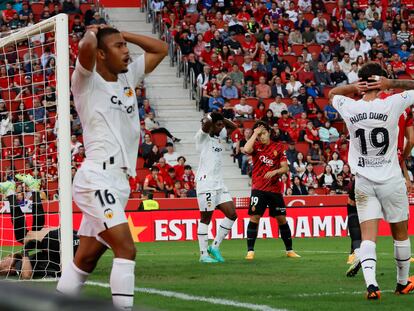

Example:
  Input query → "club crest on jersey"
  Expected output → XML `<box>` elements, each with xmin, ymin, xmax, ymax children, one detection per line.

<box><xmin>124</xmin><ymin>87</ymin><xmax>133</xmax><ymax>97</ymax></box>
<box><xmin>104</xmin><ymin>208</ymin><xmax>114</xmax><ymax>219</ymax></box>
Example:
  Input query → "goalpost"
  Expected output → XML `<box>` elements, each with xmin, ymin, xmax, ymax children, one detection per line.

<box><xmin>0</xmin><ymin>13</ymin><xmax>72</xmax><ymax>277</ymax></box>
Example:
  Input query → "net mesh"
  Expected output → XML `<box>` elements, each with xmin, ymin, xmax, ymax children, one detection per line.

<box><xmin>0</xmin><ymin>16</ymin><xmax>68</xmax><ymax>279</ymax></box>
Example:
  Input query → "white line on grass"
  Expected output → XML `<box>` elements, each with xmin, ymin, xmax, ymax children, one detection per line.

<box><xmin>296</xmin><ymin>289</ymin><xmax>394</xmax><ymax>298</ymax></box>
<box><xmin>86</xmin><ymin>281</ymin><xmax>287</xmax><ymax>311</ymax></box>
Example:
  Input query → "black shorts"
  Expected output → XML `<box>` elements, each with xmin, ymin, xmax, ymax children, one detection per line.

<box><xmin>248</xmin><ymin>190</ymin><xmax>286</xmax><ymax>217</ymax></box>
<box><xmin>348</xmin><ymin>179</ymin><xmax>355</xmax><ymax>202</ymax></box>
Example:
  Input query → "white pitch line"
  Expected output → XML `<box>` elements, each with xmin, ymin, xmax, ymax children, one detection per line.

<box><xmin>86</xmin><ymin>281</ymin><xmax>287</xmax><ymax>311</ymax></box>
<box><xmin>296</xmin><ymin>289</ymin><xmax>394</xmax><ymax>298</ymax></box>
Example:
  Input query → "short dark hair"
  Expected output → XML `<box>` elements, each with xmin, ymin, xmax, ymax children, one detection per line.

<box><xmin>97</xmin><ymin>27</ymin><xmax>121</xmax><ymax>51</ymax></box>
<box><xmin>151</xmin><ymin>165</ymin><xmax>160</xmax><ymax>172</ymax></box>
<box><xmin>210</xmin><ymin>111</ymin><xmax>224</xmax><ymax>123</ymax></box>
<box><xmin>358</xmin><ymin>62</ymin><xmax>386</xmax><ymax>82</ymax></box>
<box><xmin>252</xmin><ymin>120</ymin><xmax>272</xmax><ymax>133</ymax></box>
<box><xmin>184</xmin><ymin>165</ymin><xmax>192</xmax><ymax>170</ymax></box>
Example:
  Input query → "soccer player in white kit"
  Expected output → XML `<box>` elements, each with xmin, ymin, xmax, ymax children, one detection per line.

<box><xmin>56</xmin><ymin>25</ymin><xmax>167</xmax><ymax>310</ymax></box>
<box><xmin>195</xmin><ymin>112</ymin><xmax>238</xmax><ymax>263</ymax></box>
<box><xmin>329</xmin><ymin>62</ymin><xmax>414</xmax><ymax>300</ymax></box>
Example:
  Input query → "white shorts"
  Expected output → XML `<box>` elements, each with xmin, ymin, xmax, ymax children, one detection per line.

<box><xmin>197</xmin><ymin>189</ymin><xmax>233</xmax><ymax>212</ymax></box>
<box><xmin>355</xmin><ymin>174</ymin><xmax>409</xmax><ymax>223</ymax></box>
<box><xmin>73</xmin><ymin>162</ymin><xmax>130</xmax><ymax>244</ymax></box>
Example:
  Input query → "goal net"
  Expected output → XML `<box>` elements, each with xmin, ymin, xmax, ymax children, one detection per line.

<box><xmin>0</xmin><ymin>14</ymin><xmax>72</xmax><ymax>279</ymax></box>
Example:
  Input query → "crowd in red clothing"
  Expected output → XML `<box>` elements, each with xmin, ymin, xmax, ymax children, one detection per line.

<box><xmin>154</xmin><ymin>0</ymin><xmax>414</xmax><ymax>195</ymax></box>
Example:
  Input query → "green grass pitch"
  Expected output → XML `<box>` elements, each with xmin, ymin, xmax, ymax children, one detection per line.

<box><xmin>25</xmin><ymin>237</ymin><xmax>414</xmax><ymax>310</ymax></box>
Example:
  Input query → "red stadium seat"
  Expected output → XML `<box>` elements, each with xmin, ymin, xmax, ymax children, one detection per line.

<box><xmin>313</xmin><ymin>164</ymin><xmax>325</xmax><ymax>176</ymax></box>
<box><xmin>80</xmin><ymin>3</ymin><xmax>92</xmax><ymax>14</ymax></box>
<box><xmin>1</xmin><ymin>90</ymin><xmax>17</xmax><ymax>102</ymax></box>
<box><xmin>130</xmin><ymin>192</ymin><xmax>142</xmax><ymax>199</ymax></box>
<box><xmin>234</xmin><ymin>55</ymin><xmax>244</xmax><ymax>66</ymax></box>
<box><xmin>262</xmin><ymin>98</ymin><xmax>273</xmax><ymax>109</ymax></box>
<box><xmin>35</xmin><ymin>123</ymin><xmax>46</xmax><ymax>132</ymax></box>
<box><xmin>31</xmin><ymin>2</ymin><xmax>45</xmax><ymax>16</ymax></box>
<box><xmin>136</xmin><ymin>157</ymin><xmax>145</xmax><ymax>169</ymax></box>
<box><xmin>307</xmin><ymin>44</ymin><xmax>322</xmax><ymax>55</ymax></box>
<box><xmin>242</xmin><ymin>120</ymin><xmax>255</xmax><ymax>129</ymax></box>
<box><xmin>315</xmin><ymin>188</ymin><xmax>328</xmax><ymax>195</ymax></box>
<box><xmin>316</xmin><ymin>97</ymin><xmax>329</xmax><ymax>110</ymax></box>
<box><xmin>153</xmin><ymin>191</ymin><xmax>166</xmax><ymax>198</ymax></box>
<box><xmin>332</xmin><ymin>121</ymin><xmax>346</xmax><ymax>133</ymax></box>
<box><xmin>0</xmin><ymin>159</ymin><xmax>11</xmax><ymax>171</ymax></box>
<box><xmin>229</xmin><ymin>99</ymin><xmax>238</xmax><ymax>106</ymax></box>
<box><xmin>245</xmin><ymin>98</ymin><xmax>258</xmax><ymax>106</ymax></box>
<box><xmin>295</xmin><ymin>142</ymin><xmax>309</xmax><ymax>155</ymax></box>
<box><xmin>136</xmin><ymin>168</ymin><xmax>150</xmax><ymax>183</ymax></box>
<box><xmin>323</xmin><ymin>86</ymin><xmax>333</xmax><ymax>99</ymax></box>
<box><xmin>47</xmin><ymin>180</ymin><xmax>59</xmax><ymax>200</ymax></box>
<box><xmin>151</xmin><ymin>133</ymin><xmax>167</xmax><ymax>147</ymax></box>
<box><xmin>2</xmin><ymin>135</ymin><xmax>13</xmax><ymax>148</ymax></box>
<box><xmin>324</xmin><ymin>3</ymin><xmax>336</xmax><ymax>12</ymax></box>
<box><xmin>283</xmin><ymin>55</ymin><xmax>297</xmax><ymax>66</ymax></box>
<box><xmin>22</xmin><ymin>135</ymin><xmax>35</xmax><ymax>146</ymax></box>
<box><xmin>303</xmin><ymin>13</ymin><xmax>314</xmax><ymax>24</ymax></box>
<box><xmin>12</xmin><ymin>159</ymin><xmax>25</xmax><ymax>172</ymax></box>
<box><xmin>283</xmin><ymin>98</ymin><xmax>293</xmax><ymax>106</ymax></box>
<box><xmin>291</xmin><ymin>44</ymin><xmax>304</xmax><ymax>56</ymax></box>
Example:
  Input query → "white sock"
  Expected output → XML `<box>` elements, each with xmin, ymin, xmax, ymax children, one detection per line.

<box><xmin>110</xmin><ymin>258</ymin><xmax>135</xmax><ymax>311</ymax></box>
<box><xmin>197</xmin><ymin>222</ymin><xmax>209</xmax><ymax>257</ymax></box>
<box><xmin>394</xmin><ymin>239</ymin><xmax>411</xmax><ymax>285</ymax></box>
<box><xmin>360</xmin><ymin>240</ymin><xmax>378</xmax><ymax>287</ymax></box>
<box><xmin>213</xmin><ymin>217</ymin><xmax>235</xmax><ymax>248</ymax></box>
<box><xmin>56</xmin><ymin>262</ymin><xmax>89</xmax><ymax>296</ymax></box>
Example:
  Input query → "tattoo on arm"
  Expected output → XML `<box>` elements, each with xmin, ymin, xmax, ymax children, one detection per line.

<box><xmin>389</xmin><ymin>80</ymin><xmax>414</xmax><ymax>90</ymax></box>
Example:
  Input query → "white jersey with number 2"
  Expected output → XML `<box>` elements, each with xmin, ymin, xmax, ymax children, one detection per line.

<box><xmin>332</xmin><ymin>90</ymin><xmax>414</xmax><ymax>183</ymax></box>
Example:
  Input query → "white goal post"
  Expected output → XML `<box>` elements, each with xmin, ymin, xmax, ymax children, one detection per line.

<box><xmin>0</xmin><ymin>13</ymin><xmax>73</xmax><ymax>272</ymax></box>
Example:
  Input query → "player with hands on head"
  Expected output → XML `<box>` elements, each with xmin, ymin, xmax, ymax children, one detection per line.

<box><xmin>56</xmin><ymin>23</ymin><xmax>168</xmax><ymax>310</ymax></box>
<box><xmin>243</xmin><ymin>121</ymin><xmax>300</xmax><ymax>260</ymax></box>
<box><xmin>195</xmin><ymin>112</ymin><xmax>238</xmax><ymax>263</ymax></box>
<box><xmin>329</xmin><ymin>62</ymin><xmax>414</xmax><ymax>300</ymax></box>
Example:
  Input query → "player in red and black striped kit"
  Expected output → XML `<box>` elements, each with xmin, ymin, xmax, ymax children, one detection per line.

<box><xmin>243</xmin><ymin>121</ymin><xmax>300</xmax><ymax>260</ymax></box>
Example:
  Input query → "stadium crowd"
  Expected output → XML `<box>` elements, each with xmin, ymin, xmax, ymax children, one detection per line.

<box><xmin>154</xmin><ymin>0</ymin><xmax>414</xmax><ymax>195</ymax></box>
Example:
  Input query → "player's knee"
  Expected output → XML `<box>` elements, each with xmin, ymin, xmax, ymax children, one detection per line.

<box><xmin>114</xmin><ymin>243</ymin><xmax>137</xmax><ymax>260</ymax></box>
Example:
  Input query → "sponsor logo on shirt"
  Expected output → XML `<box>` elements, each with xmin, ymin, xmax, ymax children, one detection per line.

<box><xmin>357</xmin><ymin>156</ymin><xmax>391</xmax><ymax>168</ymax></box>
<box><xmin>259</xmin><ymin>155</ymin><xmax>274</xmax><ymax>166</ymax></box>
<box><xmin>110</xmin><ymin>95</ymin><xmax>136</xmax><ymax>114</ymax></box>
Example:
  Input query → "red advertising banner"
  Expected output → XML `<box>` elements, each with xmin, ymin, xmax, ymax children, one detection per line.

<box><xmin>1</xmin><ymin>198</ymin><xmax>414</xmax><ymax>245</ymax></box>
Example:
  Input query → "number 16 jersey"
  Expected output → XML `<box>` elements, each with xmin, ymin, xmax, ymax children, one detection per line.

<box><xmin>332</xmin><ymin>90</ymin><xmax>414</xmax><ymax>183</ymax></box>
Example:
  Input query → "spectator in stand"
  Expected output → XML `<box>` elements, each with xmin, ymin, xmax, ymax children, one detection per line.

<box><xmin>293</xmin><ymin>152</ymin><xmax>307</xmax><ymax>178</ymax></box>
<box><xmin>253</xmin><ymin>101</ymin><xmax>266</xmax><ymax>120</ymax></box>
<box><xmin>318</xmin><ymin>121</ymin><xmax>339</xmax><ymax>144</ymax></box>
<box><xmin>72</xmin><ymin>145</ymin><xmax>85</xmax><ymax>168</ymax></box>
<box><xmin>139</xmin><ymin>99</ymin><xmax>155</xmax><ymax>120</ymax></box>
<box><xmin>397</xmin><ymin>43</ymin><xmax>410</xmax><ymax>62</ymax></box>
<box><xmin>269</xmin><ymin>95</ymin><xmax>287</xmax><ymax>118</ymax></box>
<box><xmin>70</xmin><ymin>135</ymin><xmax>82</xmax><ymax>156</ymax></box>
<box><xmin>2</xmin><ymin>2</ymin><xmax>17</xmax><ymax>23</ymax></box>
<box><xmin>349</xmin><ymin>40</ymin><xmax>365</xmax><ymax>62</ymax></box>
<box><xmin>163</xmin><ymin>142</ymin><xmax>180</xmax><ymax>167</ymax></box>
<box><xmin>208</xmin><ymin>89</ymin><xmax>225</xmax><ymax>112</ymax></box>
<box><xmin>406</xmin><ymin>53</ymin><xmax>414</xmax><ymax>79</ymax></box>
<box><xmin>385</xmin><ymin>63</ymin><xmax>397</xmax><ymax>79</ymax></box>
<box><xmin>221</xmin><ymin>78</ymin><xmax>238</xmax><ymax>99</ymax></box>
<box><xmin>278</xmin><ymin>110</ymin><xmax>292</xmax><ymax>132</ymax></box>
<box><xmin>324</xmin><ymin>102</ymin><xmax>340</xmax><ymax>122</ymax></box>
<box><xmin>89</xmin><ymin>12</ymin><xmax>107</xmax><ymax>25</ymax></box>
<box><xmin>228</xmin><ymin>64</ymin><xmax>244</xmax><ymax>88</ymax></box>
<box><xmin>292</xmin><ymin>175</ymin><xmax>308</xmax><ymax>195</ymax></box>
<box><xmin>315</xmin><ymin>25</ymin><xmax>330</xmax><ymax>45</ymax></box>
<box><xmin>256</xmin><ymin>77</ymin><xmax>272</xmax><ymax>98</ymax></box>
<box><xmin>71</xmin><ymin>15</ymin><xmax>85</xmax><ymax>36</ymax></box>
<box><xmin>297</xmin><ymin>62</ymin><xmax>315</xmax><ymax>85</ymax></box>
<box><xmin>261</xmin><ymin>109</ymin><xmax>278</xmax><ymax>127</ymax></box>
<box><xmin>28</xmin><ymin>97</ymin><xmax>46</xmax><ymax>124</ymax></box>
<box><xmin>144</xmin><ymin>111</ymin><xmax>180</xmax><ymax>142</ymax></box>
<box><xmin>175</xmin><ymin>30</ymin><xmax>195</xmax><ymax>56</ymax></box>
<box><xmin>196</xmin><ymin>15</ymin><xmax>210</xmax><ymax>34</ymax></box>
<box><xmin>347</xmin><ymin>62</ymin><xmax>359</xmax><ymax>84</ymax></box>
<box><xmin>328</xmin><ymin>151</ymin><xmax>344</xmax><ymax>176</ymax></box>
<box><xmin>287</xmin><ymin>120</ymin><xmax>301</xmax><ymax>143</ymax></box>
<box><xmin>330</xmin><ymin>64</ymin><xmax>348</xmax><ymax>86</ymax></box>
<box><xmin>164</xmin><ymin>167</ymin><xmax>177</xmax><ymax>197</ymax></box>
<box><xmin>288</xmin><ymin>97</ymin><xmax>304</xmax><ymax>118</ymax></box>
<box><xmin>173</xmin><ymin>156</ymin><xmax>186</xmax><ymax>180</ymax></box>
<box><xmin>301</xmin><ymin>163</ymin><xmax>318</xmax><ymax>189</ymax></box>
<box><xmin>13</xmin><ymin>111</ymin><xmax>34</xmax><ymax>135</ymax></box>
<box><xmin>222</xmin><ymin>100</ymin><xmax>235</xmax><ymax>120</ymax></box>
<box><xmin>340</xmin><ymin>53</ymin><xmax>352</xmax><ymax>74</ymax></box>
<box><xmin>145</xmin><ymin>145</ymin><xmax>162</xmax><ymax>168</ymax></box>
<box><xmin>318</xmin><ymin>164</ymin><xmax>336</xmax><ymax>189</ymax></box>
<box><xmin>270</xmin><ymin>76</ymin><xmax>288</xmax><ymax>98</ymax></box>
<box><xmin>307</xmin><ymin>141</ymin><xmax>325</xmax><ymax>165</ymax></box>
<box><xmin>144</xmin><ymin>166</ymin><xmax>164</xmax><ymax>192</ymax></box>
<box><xmin>140</xmin><ymin>133</ymin><xmax>155</xmax><ymax>159</ymax></box>
<box><xmin>235</xmin><ymin>127</ymin><xmax>252</xmax><ymax>175</ymax></box>
<box><xmin>286</xmin><ymin>75</ymin><xmax>302</xmax><ymax>97</ymax></box>
<box><xmin>224</xmin><ymin>31</ymin><xmax>242</xmax><ymax>53</ymax></box>
<box><xmin>234</xmin><ymin>97</ymin><xmax>253</xmax><ymax>119</ymax></box>
<box><xmin>3</xmin><ymin>137</ymin><xmax>24</xmax><ymax>159</ymax></box>
<box><xmin>241</xmin><ymin>77</ymin><xmax>256</xmax><ymax>98</ymax></box>
<box><xmin>135</xmin><ymin>87</ymin><xmax>146</xmax><ymax>109</ymax></box>
<box><xmin>304</xmin><ymin>121</ymin><xmax>320</xmax><ymax>145</ymax></box>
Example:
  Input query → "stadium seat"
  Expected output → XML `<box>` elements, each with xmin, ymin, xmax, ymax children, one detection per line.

<box><xmin>22</xmin><ymin>135</ymin><xmax>35</xmax><ymax>147</ymax></box>
<box><xmin>1</xmin><ymin>90</ymin><xmax>17</xmax><ymax>102</ymax></box>
<box><xmin>324</xmin><ymin>3</ymin><xmax>336</xmax><ymax>12</ymax></box>
<box><xmin>31</xmin><ymin>2</ymin><xmax>44</xmax><ymax>16</ymax></box>
<box><xmin>47</xmin><ymin>180</ymin><xmax>59</xmax><ymax>200</ymax></box>
<box><xmin>303</xmin><ymin>13</ymin><xmax>314</xmax><ymax>24</ymax></box>
<box><xmin>234</xmin><ymin>55</ymin><xmax>244</xmax><ymax>66</ymax></box>
<box><xmin>323</xmin><ymin>87</ymin><xmax>333</xmax><ymax>99</ymax></box>
<box><xmin>291</xmin><ymin>44</ymin><xmax>304</xmax><ymax>56</ymax></box>
<box><xmin>229</xmin><ymin>99</ymin><xmax>238</xmax><ymax>106</ymax></box>
<box><xmin>151</xmin><ymin>133</ymin><xmax>167</xmax><ymax>147</ymax></box>
<box><xmin>245</xmin><ymin>98</ymin><xmax>258</xmax><ymax>106</ymax></box>
<box><xmin>313</xmin><ymin>164</ymin><xmax>325</xmax><ymax>176</ymax></box>
<box><xmin>242</xmin><ymin>120</ymin><xmax>255</xmax><ymax>129</ymax></box>
<box><xmin>283</xmin><ymin>55</ymin><xmax>297</xmax><ymax>66</ymax></box>
<box><xmin>2</xmin><ymin>135</ymin><xmax>13</xmax><ymax>148</ymax></box>
<box><xmin>332</xmin><ymin>121</ymin><xmax>346</xmax><ymax>133</ymax></box>
<box><xmin>262</xmin><ymin>98</ymin><xmax>273</xmax><ymax>108</ymax></box>
<box><xmin>316</xmin><ymin>98</ymin><xmax>329</xmax><ymax>110</ymax></box>
<box><xmin>7</xmin><ymin>101</ymin><xmax>20</xmax><ymax>112</ymax></box>
<box><xmin>0</xmin><ymin>159</ymin><xmax>11</xmax><ymax>171</ymax></box>
<box><xmin>130</xmin><ymin>192</ymin><xmax>141</xmax><ymax>199</ymax></box>
<box><xmin>307</xmin><ymin>44</ymin><xmax>322</xmax><ymax>55</ymax></box>
<box><xmin>79</xmin><ymin>3</ymin><xmax>92</xmax><ymax>14</ymax></box>
<box><xmin>295</xmin><ymin>142</ymin><xmax>309</xmax><ymax>155</ymax></box>
<box><xmin>136</xmin><ymin>157</ymin><xmax>145</xmax><ymax>169</ymax></box>
<box><xmin>35</xmin><ymin>123</ymin><xmax>46</xmax><ymax>132</ymax></box>
<box><xmin>12</xmin><ymin>159</ymin><xmax>25</xmax><ymax>172</ymax></box>
<box><xmin>315</xmin><ymin>188</ymin><xmax>328</xmax><ymax>195</ymax></box>
<box><xmin>153</xmin><ymin>191</ymin><xmax>166</xmax><ymax>198</ymax></box>
<box><xmin>136</xmin><ymin>168</ymin><xmax>150</xmax><ymax>183</ymax></box>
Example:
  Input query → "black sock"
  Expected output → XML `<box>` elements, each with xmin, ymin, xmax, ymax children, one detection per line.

<box><xmin>247</xmin><ymin>222</ymin><xmax>258</xmax><ymax>251</ymax></box>
<box><xmin>8</xmin><ymin>195</ymin><xmax>27</xmax><ymax>244</ymax></box>
<box><xmin>279</xmin><ymin>223</ymin><xmax>293</xmax><ymax>251</ymax></box>
<box><xmin>32</xmin><ymin>191</ymin><xmax>45</xmax><ymax>231</ymax></box>
<box><xmin>347</xmin><ymin>204</ymin><xmax>361</xmax><ymax>253</ymax></box>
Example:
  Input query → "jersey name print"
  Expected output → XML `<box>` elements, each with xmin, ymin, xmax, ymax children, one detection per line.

<box><xmin>333</xmin><ymin>90</ymin><xmax>414</xmax><ymax>183</ymax></box>
<box><xmin>251</xmin><ymin>140</ymin><xmax>286</xmax><ymax>193</ymax></box>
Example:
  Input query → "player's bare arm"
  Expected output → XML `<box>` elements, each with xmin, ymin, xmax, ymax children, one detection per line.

<box><xmin>328</xmin><ymin>81</ymin><xmax>368</xmax><ymax>104</ymax></box>
<box><xmin>243</xmin><ymin>126</ymin><xmax>263</xmax><ymax>154</ymax></box>
<box><xmin>223</xmin><ymin>118</ymin><xmax>238</xmax><ymax>134</ymax></box>
<box><xmin>121</xmin><ymin>31</ymin><xmax>168</xmax><ymax>74</ymax></box>
<box><xmin>403</xmin><ymin>125</ymin><xmax>414</xmax><ymax>160</ymax></box>
<box><xmin>263</xmin><ymin>161</ymin><xmax>289</xmax><ymax>179</ymax></box>
<box><xmin>366</xmin><ymin>77</ymin><xmax>414</xmax><ymax>91</ymax></box>
<box><xmin>78</xmin><ymin>25</ymin><xmax>101</xmax><ymax>71</ymax></box>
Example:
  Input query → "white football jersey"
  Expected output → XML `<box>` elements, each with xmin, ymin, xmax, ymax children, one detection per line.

<box><xmin>71</xmin><ymin>56</ymin><xmax>145</xmax><ymax>177</ymax></box>
<box><xmin>195</xmin><ymin>128</ymin><xmax>228</xmax><ymax>193</ymax></box>
<box><xmin>333</xmin><ymin>90</ymin><xmax>414</xmax><ymax>183</ymax></box>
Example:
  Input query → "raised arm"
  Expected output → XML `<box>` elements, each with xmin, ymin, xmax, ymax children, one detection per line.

<box><xmin>328</xmin><ymin>81</ymin><xmax>367</xmax><ymax>104</ymax></box>
<box><xmin>121</xmin><ymin>31</ymin><xmax>168</xmax><ymax>74</ymax></box>
<box><xmin>78</xmin><ymin>25</ymin><xmax>99</xmax><ymax>71</ymax></box>
<box><xmin>243</xmin><ymin>126</ymin><xmax>262</xmax><ymax>154</ymax></box>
